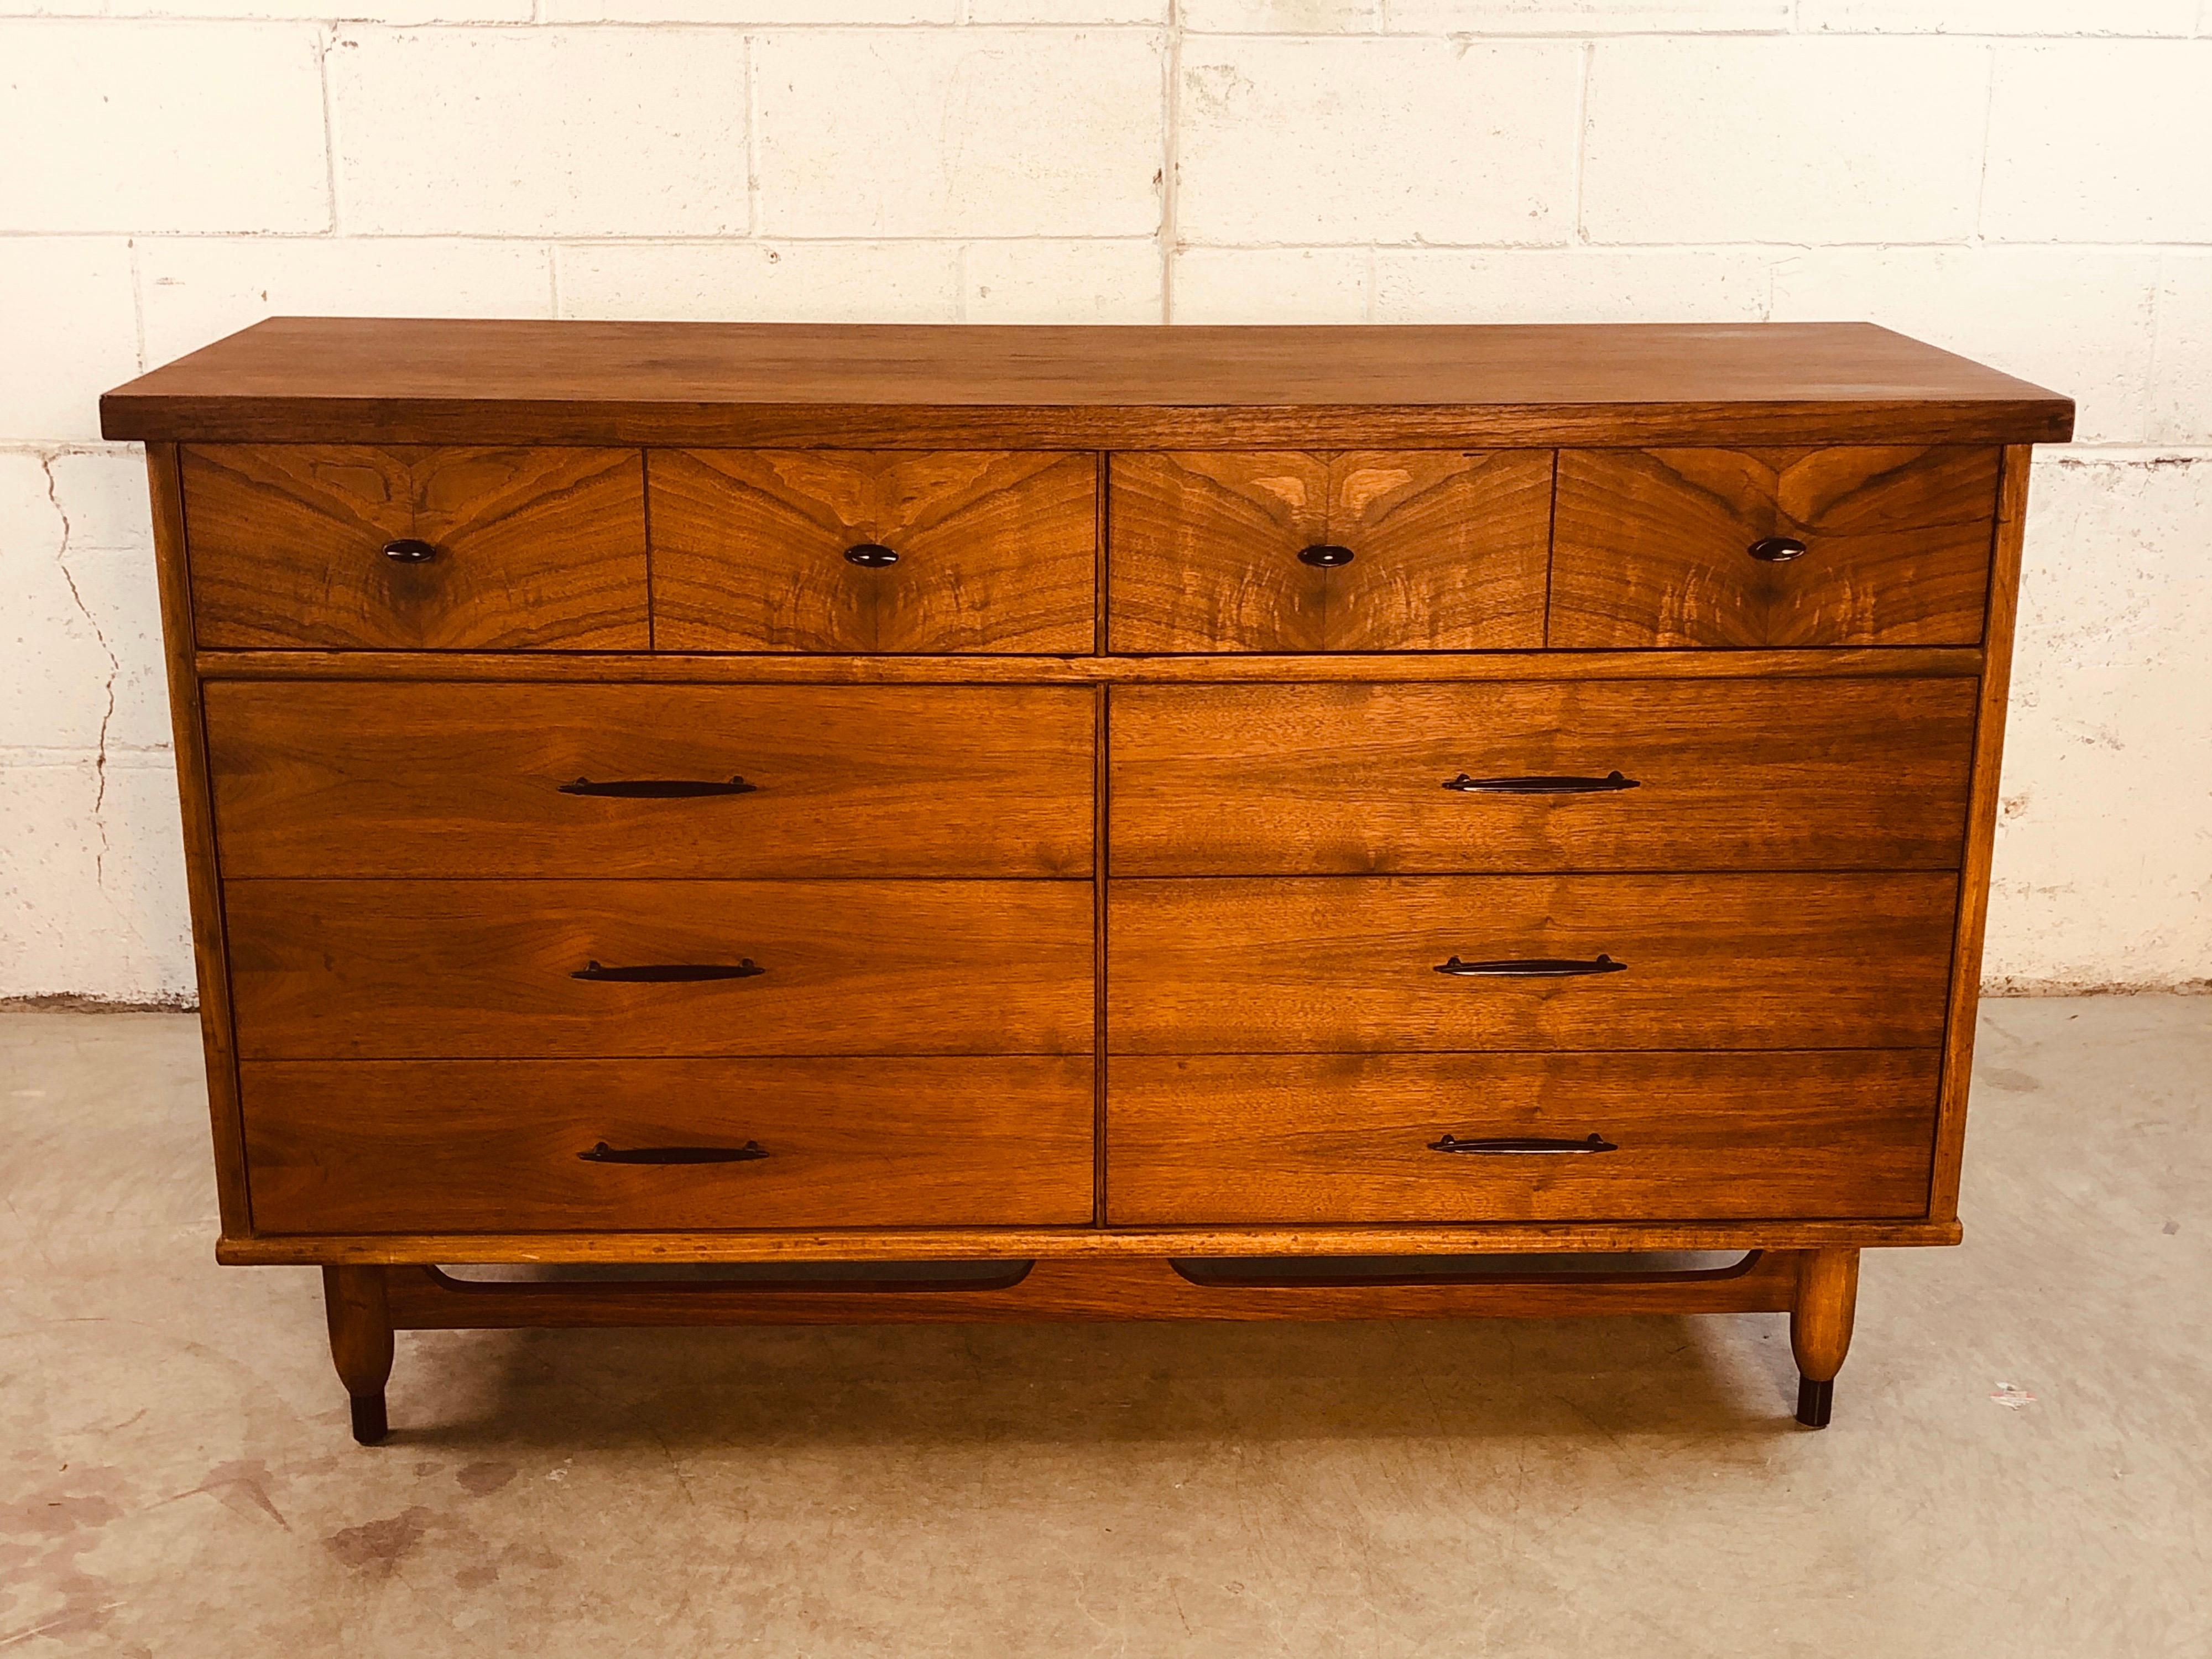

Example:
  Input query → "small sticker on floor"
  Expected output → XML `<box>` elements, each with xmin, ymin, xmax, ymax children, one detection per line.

<box><xmin>1990</xmin><ymin>1382</ymin><xmax>2037</xmax><ymax>1410</ymax></box>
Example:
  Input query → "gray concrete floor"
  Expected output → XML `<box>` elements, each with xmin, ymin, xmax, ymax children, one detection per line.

<box><xmin>3</xmin><ymin>999</ymin><xmax>2207</xmax><ymax>1657</ymax></box>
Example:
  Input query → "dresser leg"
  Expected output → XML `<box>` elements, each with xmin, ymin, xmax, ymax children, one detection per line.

<box><xmin>323</xmin><ymin>1266</ymin><xmax>395</xmax><ymax>1445</ymax></box>
<box><xmin>1790</xmin><ymin>1247</ymin><xmax>1860</xmax><ymax>1429</ymax></box>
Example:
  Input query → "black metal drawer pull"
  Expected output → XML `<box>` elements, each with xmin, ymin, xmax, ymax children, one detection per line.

<box><xmin>844</xmin><ymin>542</ymin><xmax>899</xmax><ymax>567</ymax></box>
<box><xmin>1298</xmin><ymin>544</ymin><xmax>1355</xmax><ymax>567</ymax></box>
<box><xmin>1443</xmin><ymin>770</ymin><xmax>1639</xmax><ymax>795</ymax></box>
<box><xmin>1428</xmin><ymin>1133</ymin><xmax>1618</xmax><ymax>1155</ymax></box>
<box><xmin>381</xmin><ymin>538</ymin><xmax>437</xmax><ymax>562</ymax></box>
<box><xmin>572</xmin><ymin>959</ymin><xmax>765</xmax><ymax>983</ymax></box>
<box><xmin>1435</xmin><ymin>954</ymin><xmax>1626</xmax><ymax>977</ymax></box>
<box><xmin>1748</xmin><ymin>536</ymin><xmax>1808</xmax><ymax>562</ymax></box>
<box><xmin>578</xmin><ymin>1140</ymin><xmax>768</xmax><ymax>1165</ymax></box>
<box><xmin>559</xmin><ymin>776</ymin><xmax>759</xmax><ymax>799</ymax></box>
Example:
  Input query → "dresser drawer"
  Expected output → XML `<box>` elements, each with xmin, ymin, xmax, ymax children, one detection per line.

<box><xmin>243</xmin><ymin>1056</ymin><xmax>1094</xmax><ymax>1233</ymax></box>
<box><xmin>1108</xmin><ymin>873</ymin><xmax>1955</xmax><ymax>1053</ymax></box>
<box><xmin>650</xmin><ymin>450</ymin><xmax>1097</xmax><ymax>653</ymax></box>
<box><xmin>1549</xmin><ymin>446</ymin><xmax>1999</xmax><ymax>647</ymax></box>
<box><xmin>1110</xmin><ymin>678</ymin><xmax>1975</xmax><ymax>875</ymax></box>
<box><xmin>181</xmin><ymin>445</ymin><xmax>649</xmax><ymax>649</ymax></box>
<box><xmin>1108</xmin><ymin>1051</ymin><xmax>1937</xmax><ymax>1224</ymax></box>
<box><xmin>206</xmin><ymin>681</ymin><xmax>1094</xmax><ymax>879</ymax></box>
<box><xmin>1108</xmin><ymin>451</ymin><xmax>1551</xmax><ymax>652</ymax></box>
<box><xmin>226</xmin><ymin>880</ymin><xmax>1094</xmax><ymax>1059</ymax></box>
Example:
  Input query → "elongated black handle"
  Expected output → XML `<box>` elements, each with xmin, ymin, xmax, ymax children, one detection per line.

<box><xmin>1749</xmin><ymin>536</ymin><xmax>1808</xmax><ymax>562</ymax></box>
<box><xmin>1428</xmin><ymin>1133</ymin><xmax>1618</xmax><ymax>1155</ymax></box>
<box><xmin>1443</xmin><ymin>770</ymin><xmax>1638</xmax><ymax>795</ymax></box>
<box><xmin>560</xmin><ymin>776</ymin><xmax>758</xmax><ymax>799</ymax></box>
<box><xmin>1298</xmin><ymin>544</ymin><xmax>1355</xmax><ymax>568</ymax></box>
<box><xmin>382</xmin><ymin>538</ymin><xmax>437</xmax><ymax>563</ymax></box>
<box><xmin>578</xmin><ymin>1140</ymin><xmax>768</xmax><ymax>1165</ymax></box>
<box><xmin>1434</xmin><ymin>954</ymin><xmax>1626</xmax><ymax>977</ymax></box>
<box><xmin>844</xmin><ymin>542</ymin><xmax>899</xmax><ymax>567</ymax></box>
<box><xmin>572</xmin><ymin>959</ymin><xmax>765</xmax><ymax>983</ymax></box>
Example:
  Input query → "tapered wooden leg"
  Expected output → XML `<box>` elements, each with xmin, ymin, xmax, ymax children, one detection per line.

<box><xmin>1790</xmin><ymin>1247</ymin><xmax>1860</xmax><ymax>1428</ymax></box>
<box><xmin>323</xmin><ymin>1266</ymin><xmax>395</xmax><ymax>1445</ymax></box>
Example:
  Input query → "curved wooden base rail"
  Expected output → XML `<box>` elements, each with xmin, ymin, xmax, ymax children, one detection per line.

<box><xmin>324</xmin><ymin>1248</ymin><xmax>1857</xmax><ymax>1444</ymax></box>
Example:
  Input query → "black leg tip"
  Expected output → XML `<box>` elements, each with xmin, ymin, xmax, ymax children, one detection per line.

<box><xmin>1795</xmin><ymin>1376</ymin><xmax>1834</xmax><ymax>1429</ymax></box>
<box><xmin>349</xmin><ymin>1393</ymin><xmax>389</xmax><ymax>1446</ymax></box>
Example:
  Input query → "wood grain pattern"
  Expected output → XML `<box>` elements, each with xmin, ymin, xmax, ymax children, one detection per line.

<box><xmin>371</xmin><ymin>1253</ymin><xmax>1806</xmax><ymax>1327</ymax></box>
<box><xmin>650</xmin><ymin>450</ymin><xmax>1096</xmax><ymax>653</ymax></box>
<box><xmin>1109</xmin><ymin>678</ymin><xmax>1976</xmax><ymax>875</ymax></box>
<box><xmin>220</xmin><ymin>1218</ymin><xmax>1964</xmax><ymax>1267</ymax></box>
<box><xmin>143</xmin><ymin>445</ymin><xmax>253</xmax><ymax>1235</ymax></box>
<box><xmin>1108</xmin><ymin>873</ymin><xmax>1957</xmax><ymax>1053</ymax></box>
<box><xmin>182</xmin><ymin>444</ymin><xmax>649</xmax><ymax>649</ymax></box>
<box><xmin>1931</xmin><ymin>444</ymin><xmax>2036</xmax><ymax>1219</ymax></box>
<box><xmin>225</xmin><ymin>879</ymin><xmax>1094</xmax><ymax>1060</ymax></box>
<box><xmin>1549</xmin><ymin>446</ymin><xmax>2001</xmax><ymax>647</ymax></box>
<box><xmin>205</xmin><ymin>681</ymin><xmax>1094</xmax><ymax>878</ymax></box>
<box><xmin>102</xmin><ymin>319</ymin><xmax>2074</xmax><ymax>448</ymax></box>
<box><xmin>246</xmin><ymin>1057</ymin><xmax>1095</xmax><ymax>1232</ymax></box>
<box><xmin>1107</xmin><ymin>1051</ymin><xmax>1938</xmax><ymax>1225</ymax></box>
<box><xmin>1108</xmin><ymin>450</ymin><xmax>1552</xmax><ymax>651</ymax></box>
<box><xmin>193</xmin><ymin>646</ymin><xmax>1987</xmax><ymax>685</ymax></box>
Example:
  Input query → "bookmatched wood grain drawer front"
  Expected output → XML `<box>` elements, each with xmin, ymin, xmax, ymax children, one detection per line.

<box><xmin>226</xmin><ymin>880</ymin><xmax>1094</xmax><ymax>1059</ymax></box>
<box><xmin>1550</xmin><ymin>446</ymin><xmax>1999</xmax><ymax>648</ymax></box>
<box><xmin>1108</xmin><ymin>451</ymin><xmax>1552</xmax><ymax>652</ymax></box>
<box><xmin>1108</xmin><ymin>1051</ymin><xmax>1939</xmax><ymax>1224</ymax></box>
<box><xmin>650</xmin><ymin>450</ymin><xmax>1096</xmax><ymax>653</ymax></box>
<box><xmin>1110</xmin><ymin>678</ymin><xmax>1975</xmax><ymax>875</ymax></box>
<box><xmin>243</xmin><ymin>1056</ymin><xmax>1095</xmax><ymax>1233</ymax></box>
<box><xmin>205</xmin><ymin>681</ymin><xmax>1093</xmax><ymax>879</ymax></box>
<box><xmin>181</xmin><ymin>445</ymin><xmax>649</xmax><ymax>649</ymax></box>
<box><xmin>1108</xmin><ymin>873</ymin><xmax>1955</xmax><ymax>1053</ymax></box>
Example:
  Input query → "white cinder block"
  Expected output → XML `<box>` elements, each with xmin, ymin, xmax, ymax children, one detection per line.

<box><xmin>46</xmin><ymin>449</ymin><xmax>152</xmax><ymax>555</ymax></box>
<box><xmin>1984</xmin><ymin>43</ymin><xmax>2212</xmax><ymax>244</ymax></box>
<box><xmin>1984</xmin><ymin>455</ymin><xmax>2212</xmax><ymax>992</ymax></box>
<box><xmin>1770</xmin><ymin>247</ymin><xmax>2155</xmax><ymax>446</ymax></box>
<box><xmin>1386</xmin><ymin>0</ymin><xmax>1788</xmax><ymax>32</ymax></box>
<box><xmin>557</xmin><ymin>242</ymin><xmax>961</xmax><ymax>322</ymax></box>
<box><xmin>548</xmin><ymin>0</ymin><xmax>950</xmax><ymax>18</ymax></box>
<box><xmin>0</xmin><ymin>24</ymin><xmax>327</xmax><ymax>234</ymax></box>
<box><xmin>0</xmin><ymin>239</ymin><xmax>139</xmax><ymax>443</ymax></box>
<box><xmin>0</xmin><ymin>455</ymin><xmax>165</xmax><ymax>754</ymax></box>
<box><xmin>331</xmin><ymin>29</ymin><xmax>749</xmax><ymax>237</ymax></box>
<box><xmin>1177</xmin><ymin>39</ymin><xmax>1579</xmax><ymax>246</ymax></box>
<box><xmin>112</xmin><ymin>0</ymin><xmax>529</xmax><ymax>19</ymax></box>
<box><xmin>2151</xmin><ymin>254</ymin><xmax>2212</xmax><ymax>447</ymax></box>
<box><xmin>966</xmin><ymin>241</ymin><xmax>1162</xmax><ymax>322</ymax></box>
<box><xmin>969</xmin><ymin>0</ymin><xmax>1167</xmax><ymax>20</ymax></box>
<box><xmin>1375</xmin><ymin>248</ymin><xmax>1771</xmax><ymax>324</ymax></box>
<box><xmin>0</xmin><ymin>755</ymin><xmax>193</xmax><ymax>1003</ymax></box>
<box><xmin>1172</xmin><ymin>247</ymin><xmax>1369</xmax><ymax>322</ymax></box>
<box><xmin>139</xmin><ymin>238</ymin><xmax>554</xmax><ymax>367</ymax></box>
<box><xmin>1583</xmin><ymin>38</ymin><xmax>1986</xmax><ymax>244</ymax></box>
<box><xmin>755</xmin><ymin>32</ymin><xmax>1162</xmax><ymax>239</ymax></box>
<box><xmin>1802</xmin><ymin>0</ymin><xmax>2195</xmax><ymax>33</ymax></box>
<box><xmin>1184</xmin><ymin>0</ymin><xmax>1378</xmax><ymax>32</ymax></box>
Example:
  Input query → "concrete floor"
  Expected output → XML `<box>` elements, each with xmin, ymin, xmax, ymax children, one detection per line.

<box><xmin>2</xmin><ymin>1000</ymin><xmax>2206</xmax><ymax>1656</ymax></box>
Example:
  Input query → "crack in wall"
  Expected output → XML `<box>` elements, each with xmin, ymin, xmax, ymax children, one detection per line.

<box><xmin>41</xmin><ymin>453</ymin><xmax>119</xmax><ymax>891</ymax></box>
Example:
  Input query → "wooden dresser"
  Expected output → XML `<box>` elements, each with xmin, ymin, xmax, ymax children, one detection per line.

<box><xmin>102</xmin><ymin>320</ymin><xmax>2072</xmax><ymax>1443</ymax></box>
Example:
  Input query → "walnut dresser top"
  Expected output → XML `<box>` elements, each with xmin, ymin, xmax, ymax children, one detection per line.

<box><xmin>105</xmin><ymin>319</ymin><xmax>2071</xmax><ymax>1443</ymax></box>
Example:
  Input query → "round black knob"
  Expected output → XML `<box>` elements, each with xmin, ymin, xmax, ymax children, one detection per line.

<box><xmin>844</xmin><ymin>543</ymin><xmax>898</xmax><ymax>568</ymax></box>
<box><xmin>1298</xmin><ymin>544</ymin><xmax>1355</xmax><ymax>568</ymax></box>
<box><xmin>1748</xmin><ymin>536</ymin><xmax>1808</xmax><ymax>563</ymax></box>
<box><xmin>382</xmin><ymin>539</ymin><xmax>437</xmax><ymax>563</ymax></box>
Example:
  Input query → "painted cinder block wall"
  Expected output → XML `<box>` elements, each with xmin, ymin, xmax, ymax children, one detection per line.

<box><xmin>3</xmin><ymin>1</ymin><xmax>2209</xmax><ymax>1002</ymax></box>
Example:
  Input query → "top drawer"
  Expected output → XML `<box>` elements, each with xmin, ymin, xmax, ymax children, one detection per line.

<box><xmin>1109</xmin><ymin>451</ymin><xmax>1552</xmax><ymax>653</ymax></box>
<box><xmin>182</xmin><ymin>445</ymin><xmax>649</xmax><ymax>650</ymax></box>
<box><xmin>650</xmin><ymin>450</ymin><xmax>1097</xmax><ymax>653</ymax></box>
<box><xmin>1549</xmin><ymin>446</ymin><xmax>1999</xmax><ymax>648</ymax></box>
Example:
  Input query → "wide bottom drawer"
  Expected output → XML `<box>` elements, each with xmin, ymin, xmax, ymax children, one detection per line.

<box><xmin>243</xmin><ymin>1057</ymin><xmax>1095</xmax><ymax>1233</ymax></box>
<box><xmin>1107</xmin><ymin>1051</ymin><xmax>1938</xmax><ymax>1224</ymax></box>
